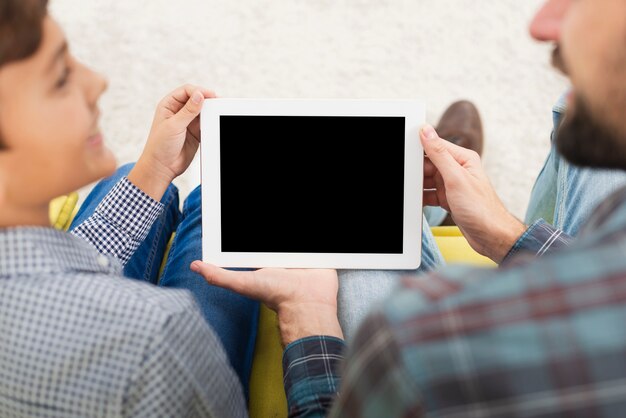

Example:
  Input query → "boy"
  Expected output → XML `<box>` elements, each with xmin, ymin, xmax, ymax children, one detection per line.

<box><xmin>0</xmin><ymin>0</ymin><xmax>249</xmax><ymax>416</ymax></box>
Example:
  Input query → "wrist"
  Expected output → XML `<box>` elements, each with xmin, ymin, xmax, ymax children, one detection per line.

<box><xmin>277</xmin><ymin>303</ymin><xmax>343</xmax><ymax>347</ymax></box>
<box><xmin>486</xmin><ymin>213</ymin><xmax>527</xmax><ymax>263</ymax></box>
<box><xmin>127</xmin><ymin>157</ymin><xmax>174</xmax><ymax>201</ymax></box>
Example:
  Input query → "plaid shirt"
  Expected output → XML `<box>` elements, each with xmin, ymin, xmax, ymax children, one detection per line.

<box><xmin>0</xmin><ymin>178</ymin><xmax>246</xmax><ymax>417</ymax></box>
<box><xmin>283</xmin><ymin>188</ymin><xmax>626</xmax><ymax>417</ymax></box>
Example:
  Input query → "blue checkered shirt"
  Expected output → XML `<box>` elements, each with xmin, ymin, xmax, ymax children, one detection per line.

<box><xmin>283</xmin><ymin>188</ymin><xmax>626</xmax><ymax>417</ymax></box>
<box><xmin>0</xmin><ymin>178</ymin><xmax>246</xmax><ymax>417</ymax></box>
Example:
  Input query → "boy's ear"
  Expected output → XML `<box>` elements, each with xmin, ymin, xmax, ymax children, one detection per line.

<box><xmin>0</xmin><ymin>155</ymin><xmax>8</xmax><ymax>209</ymax></box>
<box><xmin>0</xmin><ymin>174</ymin><xmax>5</xmax><ymax>209</ymax></box>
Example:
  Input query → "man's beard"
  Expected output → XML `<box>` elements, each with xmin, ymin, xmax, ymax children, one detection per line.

<box><xmin>556</xmin><ymin>93</ymin><xmax>626</xmax><ymax>170</ymax></box>
<box><xmin>552</xmin><ymin>45</ymin><xmax>626</xmax><ymax>169</ymax></box>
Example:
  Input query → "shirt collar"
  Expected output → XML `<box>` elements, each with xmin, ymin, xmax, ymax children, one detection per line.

<box><xmin>0</xmin><ymin>227</ymin><xmax>122</xmax><ymax>278</ymax></box>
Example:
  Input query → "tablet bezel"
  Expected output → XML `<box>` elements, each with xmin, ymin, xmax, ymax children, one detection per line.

<box><xmin>200</xmin><ymin>98</ymin><xmax>424</xmax><ymax>269</ymax></box>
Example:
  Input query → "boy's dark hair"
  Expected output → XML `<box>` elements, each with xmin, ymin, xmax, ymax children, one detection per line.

<box><xmin>0</xmin><ymin>0</ymin><xmax>48</xmax><ymax>149</ymax></box>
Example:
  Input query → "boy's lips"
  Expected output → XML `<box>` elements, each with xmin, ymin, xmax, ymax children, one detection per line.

<box><xmin>87</xmin><ymin>132</ymin><xmax>103</xmax><ymax>148</ymax></box>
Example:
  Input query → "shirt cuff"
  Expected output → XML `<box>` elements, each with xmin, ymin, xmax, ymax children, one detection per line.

<box><xmin>503</xmin><ymin>218</ymin><xmax>572</xmax><ymax>262</ymax></box>
<box><xmin>95</xmin><ymin>177</ymin><xmax>164</xmax><ymax>243</ymax></box>
<box><xmin>283</xmin><ymin>336</ymin><xmax>346</xmax><ymax>415</ymax></box>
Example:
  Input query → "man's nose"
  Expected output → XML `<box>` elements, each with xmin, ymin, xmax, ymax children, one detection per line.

<box><xmin>529</xmin><ymin>0</ymin><xmax>571</xmax><ymax>42</ymax></box>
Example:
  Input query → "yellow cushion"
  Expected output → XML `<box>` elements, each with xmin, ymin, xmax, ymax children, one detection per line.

<box><xmin>431</xmin><ymin>226</ymin><xmax>496</xmax><ymax>266</ymax></box>
<box><xmin>248</xmin><ymin>305</ymin><xmax>288</xmax><ymax>417</ymax></box>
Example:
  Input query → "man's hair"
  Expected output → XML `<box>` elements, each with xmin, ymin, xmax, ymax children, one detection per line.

<box><xmin>0</xmin><ymin>0</ymin><xmax>48</xmax><ymax>149</ymax></box>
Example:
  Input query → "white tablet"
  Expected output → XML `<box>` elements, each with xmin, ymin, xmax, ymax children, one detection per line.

<box><xmin>200</xmin><ymin>99</ymin><xmax>424</xmax><ymax>269</ymax></box>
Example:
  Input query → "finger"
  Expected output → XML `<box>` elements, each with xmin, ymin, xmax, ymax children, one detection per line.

<box><xmin>424</xmin><ymin>157</ymin><xmax>438</xmax><ymax>177</ymax></box>
<box><xmin>420</xmin><ymin>124</ymin><xmax>483</xmax><ymax>185</ymax></box>
<box><xmin>170</xmin><ymin>84</ymin><xmax>215</xmax><ymax>103</ymax></box>
<box><xmin>191</xmin><ymin>261</ymin><xmax>268</xmax><ymax>301</ymax></box>
<box><xmin>433</xmin><ymin>170</ymin><xmax>450</xmax><ymax>210</ymax></box>
<box><xmin>187</xmin><ymin>116</ymin><xmax>201</xmax><ymax>142</ymax></box>
<box><xmin>173</xmin><ymin>89</ymin><xmax>206</xmax><ymax>126</ymax></box>
<box><xmin>423</xmin><ymin>189</ymin><xmax>440</xmax><ymax>206</ymax></box>
<box><xmin>162</xmin><ymin>85</ymin><xmax>215</xmax><ymax>115</ymax></box>
<box><xmin>423</xmin><ymin>176</ymin><xmax>437</xmax><ymax>189</ymax></box>
<box><xmin>422</xmin><ymin>125</ymin><xmax>478</xmax><ymax>164</ymax></box>
<box><xmin>420</xmin><ymin>125</ymin><xmax>466</xmax><ymax>183</ymax></box>
<box><xmin>425</xmin><ymin>191</ymin><xmax>450</xmax><ymax>211</ymax></box>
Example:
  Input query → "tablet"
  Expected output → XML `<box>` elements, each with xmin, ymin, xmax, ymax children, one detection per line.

<box><xmin>200</xmin><ymin>99</ymin><xmax>424</xmax><ymax>269</ymax></box>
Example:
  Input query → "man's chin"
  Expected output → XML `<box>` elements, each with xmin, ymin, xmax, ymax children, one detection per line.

<box><xmin>556</xmin><ymin>96</ymin><xmax>626</xmax><ymax>170</ymax></box>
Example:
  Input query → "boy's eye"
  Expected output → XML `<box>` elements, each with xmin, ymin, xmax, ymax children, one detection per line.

<box><xmin>56</xmin><ymin>66</ymin><xmax>71</xmax><ymax>89</ymax></box>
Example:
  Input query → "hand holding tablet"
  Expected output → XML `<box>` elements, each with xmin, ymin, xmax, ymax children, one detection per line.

<box><xmin>200</xmin><ymin>99</ymin><xmax>424</xmax><ymax>269</ymax></box>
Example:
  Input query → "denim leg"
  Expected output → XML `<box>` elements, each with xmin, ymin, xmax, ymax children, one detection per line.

<box><xmin>424</xmin><ymin>206</ymin><xmax>449</xmax><ymax>227</ymax></box>
<box><xmin>69</xmin><ymin>163</ymin><xmax>181</xmax><ymax>284</ymax></box>
<box><xmin>158</xmin><ymin>185</ymin><xmax>259</xmax><ymax>399</ymax></box>
<box><xmin>337</xmin><ymin>215</ymin><xmax>445</xmax><ymax>340</ymax></box>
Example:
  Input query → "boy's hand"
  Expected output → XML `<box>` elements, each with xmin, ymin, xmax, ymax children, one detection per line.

<box><xmin>190</xmin><ymin>262</ymin><xmax>343</xmax><ymax>347</ymax></box>
<box><xmin>128</xmin><ymin>85</ymin><xmax>215</xmax><ymax>200</ymax></box>
<box><xmin>421</xmin><ymin>124</ymin><xmax>526</xmax><ymax>263</ymax></box>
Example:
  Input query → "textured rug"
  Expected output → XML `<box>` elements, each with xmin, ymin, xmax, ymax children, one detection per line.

<box><xmin>51</xmin><ymin>0</ymin><xmax>567</xmax><ymax>217</ymax></box>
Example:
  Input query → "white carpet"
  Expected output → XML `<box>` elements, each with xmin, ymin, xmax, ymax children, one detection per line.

<box><xmin>51</xmin><ymin>0</ymin><xmax>568</xmax><ymax>218</ymax></box>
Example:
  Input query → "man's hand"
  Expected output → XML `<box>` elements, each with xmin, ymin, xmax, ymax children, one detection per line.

<box><xmin>421</xmin><ymin>124</ymin><xmax>526</xmax><ymax>263</ymax></box>
<box><xmin>190</xmin><ymin>262</ymin><xmax>343</xmax><ymax>347</ymax></box>
<box><xmin>128</xmin><ymin>85</ymin><xmax>216</xmax><ymax>200</ymax></box>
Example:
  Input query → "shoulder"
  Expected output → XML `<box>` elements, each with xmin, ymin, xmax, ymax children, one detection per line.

<box><xmin>365</xmin><ymin>233</ymin><xmax>626</xmax><ymax>415</ymax></box>
<box><xmin>3</xmin><ymin>271</ymin><xmax>209</xmax><ymax>353</ymax></box>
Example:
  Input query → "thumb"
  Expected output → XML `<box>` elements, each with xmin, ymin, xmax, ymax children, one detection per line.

<box><xmin>190</xmin><ymin>261</ymin><xmax>265</xmax><ymax>301</ymax></box>
<box><xmin>420</xmin><ymin>124</ymin><xmax>463</xmax><ymax>181</ymax></box>
<box><xmin>174</xmin><ymin>90</ymin><xmax>205</xmax><ymax>126</ymax></box>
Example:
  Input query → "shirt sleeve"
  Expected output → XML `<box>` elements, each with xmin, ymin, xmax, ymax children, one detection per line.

<box><xmin>121</xmin><ymin>293</ymin><xmax>247</xmax><ymax>418</ymax></box>
<box><xmin>502</xmin><ymin>218</ymin><xmax>572</xmax><ymax>264</ymax></box>
<box><xmin>71</xmin><ymin>177</ymin><xmax>163</xmax><ymax>266</ymax></box>
<box><xmin>282</xmin><ymin>336</ymin><xmax>346</xmax><ymax>418</ymax></box>
<box><xmin>327</xmin><ymin>313</ymin><xmax>424</xmax><ymax>418</ymax></box>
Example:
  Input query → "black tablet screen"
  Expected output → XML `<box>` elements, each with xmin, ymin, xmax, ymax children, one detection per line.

<box><xmin>219</xmin><ymin>115</ymin><xmax>405</xmax><ymax>254</ymax></box>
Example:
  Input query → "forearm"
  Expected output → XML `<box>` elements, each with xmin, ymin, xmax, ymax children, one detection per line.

<box><xmin>278</xmin><ymin>305</ymin><xmax>345</xmax><ymax>417</ymax></box>
<box><xmin>283</xmin><ymin>336</ymin><xmax>346</xmax><ymax>418</ymax></box>
<box><xmin>127</xmin><ymin>156</ymin><xmax>175</xmax><ymax>202</ymax></box>
<box><xmin>502</xmin><ymin>218</ymin><xmax>573</xmax><ymax>263</ymax></box>
<box><xmin>278</xmin><ymin>304</ymin><xmax>344</xmax><ymax>347</ymax></box>
<box><xmin>482</xmin><ymin>212</ymin><xmax>527</xmax><ymax>263</ymax></box>
<box><xmin>71</xmin><ymin>177</ymin><xmax>163</xmax><ymax>265</ymax></box>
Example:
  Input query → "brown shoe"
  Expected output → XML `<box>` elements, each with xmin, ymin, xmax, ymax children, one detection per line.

<box><xmin>435</xmin><ymin>100</ymin><xmax>484</xmax><ymax>156</ymax></box>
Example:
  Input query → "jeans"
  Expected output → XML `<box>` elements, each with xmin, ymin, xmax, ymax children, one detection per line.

<box><xmin>337</xmin><ymin>220</ymin><xmax>444</xmax><ymax>339</ymax></box>
<box><xmin>69</xmin><ymin>163</ymin><xmax>259</xmax><ymax>400</ymax></box>
<box><xmin>424</xmin><ymin>206</ymin><xmax>449</xmax><ymax>227</ymax></box>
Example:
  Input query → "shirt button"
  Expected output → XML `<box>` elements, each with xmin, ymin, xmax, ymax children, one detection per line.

<box><xmin>97</xmin><ymin>255</ymin><xmax>110</xmax><ymax>268</ymax></box>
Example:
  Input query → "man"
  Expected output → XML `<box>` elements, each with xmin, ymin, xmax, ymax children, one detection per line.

<box><xmin>195</xmin><ymin>0</ymin><xmax>626</xmax><ymax>416</ymax></box>
<box><xmin>0</xmin><ymin>0</ymin><xmax>247</xmax><ymax>415</ymax></box>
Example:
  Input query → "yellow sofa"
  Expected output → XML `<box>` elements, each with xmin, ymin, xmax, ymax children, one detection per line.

<box><xmin>50</xmin><ymin>195</ymin><xmax>495</xmax><ymax>417</ymax></box>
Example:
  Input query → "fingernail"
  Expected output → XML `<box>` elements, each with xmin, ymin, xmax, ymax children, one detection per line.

<box><xmin>422</xmin><ymin>125</ymin><xmax>437</xmax><ymax>140</ymax></box>
<box><xmin>190</xmin><ymin>261</ymin><xmax>201</xmax><ymax>272</ymax></box>
<box><xmin>192</xmin><ymin>91</ymin><xmax>203</xmax><ymax>104</ymax></box>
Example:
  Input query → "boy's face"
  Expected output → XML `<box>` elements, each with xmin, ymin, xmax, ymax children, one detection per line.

<box><xmin>0</xmin><ymin>16</ymin><xmax>116</xmax><ymax>209</ymax></box>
